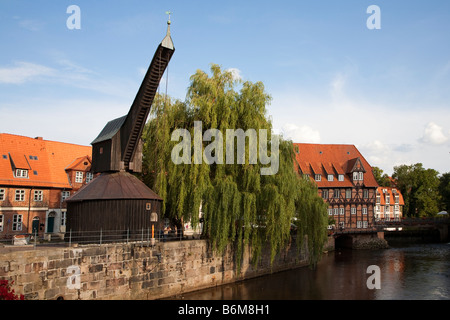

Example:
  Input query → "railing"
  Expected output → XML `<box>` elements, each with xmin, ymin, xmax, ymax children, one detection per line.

<box><xmin>375</xmin><ymin>217</ymin><xmax>450</xmax><ymax>227</ymax></box>
<box><xmin>0</xmin><ymin>228</ymin><xmax>201</xmax><ymax>249</ymax></box>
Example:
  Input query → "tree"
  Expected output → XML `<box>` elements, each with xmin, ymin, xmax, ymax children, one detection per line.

<box><xmin>392</xmin><ymin>163</ymin><xmax>441</xmax><ymax>217</ymax></box>
<box><xmin>142</xmin><ymin>64</ymin><xmax>328</xmax><ymax>269</ymax></box>
<box><xmin>438</xmin><ymin>172</ymin><xmax>450</xmax><ymax>211</ymax></box>
<box><xmin>372</xmin><ymin>166</ymin><xmax>391</xmax><ymax>187</ymax></box>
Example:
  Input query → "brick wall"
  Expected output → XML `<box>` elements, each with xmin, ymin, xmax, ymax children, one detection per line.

<box><xmin>0</xmin><ymin>238</ymin><xmax>308</xmax><ymax>300</ymax></box>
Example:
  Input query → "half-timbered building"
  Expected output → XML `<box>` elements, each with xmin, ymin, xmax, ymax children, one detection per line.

<box><xmin>294</xmin><ymin>143</ymin><xmax>379</xmax><ymax>232</ymax></box>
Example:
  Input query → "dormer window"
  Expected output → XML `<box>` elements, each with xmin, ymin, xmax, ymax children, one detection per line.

<box><xmin>315</xmin><ymin>174</ymin><xmax>321</xmax><ymax>181</ymax></box>
<box><xmin>327</xmin><ymin>174</ymin><xmax>334</xmax><ymax>181</ymax></box>
<box><xmin>15</xmin><ymin>169</ymin><xmax>29</xmax><ymax>178</ymax></box>
<box><xmin>75</xmin><ymin>171</ymin><xmax>84</xmax><ymax>183</ymax></box>
<box><xmin>353</xmin><ymin>172</ymin><xmax>364</xmax><ymax>181</ymax></box>
<box><xmin>338</xmin><ymin>174</ymin><xmax>344</xmax><ymax>181</ymax></box>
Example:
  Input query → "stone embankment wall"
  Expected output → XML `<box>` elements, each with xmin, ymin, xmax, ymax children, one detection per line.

<box><xmin>0</xmin><ymin>239</ymin><xmax>308</xmax><ymax>300</ymax></box>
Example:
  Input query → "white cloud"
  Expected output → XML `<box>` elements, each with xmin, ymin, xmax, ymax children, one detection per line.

<box><xmin>0</xmin><ymin>61</ymin><xmax>56</xmax><ymax>84</ymax></box>
<box><xmin>280</xmin><ymin>123</ymin><xmax>321</xmax><ymax>143</ymax></box>
<box><xmin>419</xmin><ymin>122</ymin><xmax>448</xmax><ymax>145</ymax></box>
<box><xmin>226</xmin><ymin>68</ymin><xmax>242</xmax><ymax>81</ymax></box>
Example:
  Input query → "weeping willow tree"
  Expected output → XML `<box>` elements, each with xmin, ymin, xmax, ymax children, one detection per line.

<box><xmin>142</xmin><ymin>64</ymin><xmax>328</xmax><ymax>269</ymax></box>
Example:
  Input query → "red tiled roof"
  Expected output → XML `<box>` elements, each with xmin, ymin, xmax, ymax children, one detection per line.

<box><xmin>377</xmin><ymin>187</ymin><xmax>405</xmax><ymax>205</ymax></box>
<box><xmin>0</xmin><ymin>133</ymin><xmax>92</xmax><ymax>189</ymax></box>
<box><xmin>293</xmin><ymin>143</ymin><xmax>379</xmax><ymax>188</ymax></box>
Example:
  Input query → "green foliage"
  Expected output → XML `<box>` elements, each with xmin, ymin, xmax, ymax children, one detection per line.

<box><xmin>438</xmin><ymin>172</ymin><xmax>450</xmax><ymax>211</ymax></box>
<box><xmin>142</xmin><ymin>64</ymin><xmax>328</xmax><ymax>269</ymax></box>
<box><xmin>372</xmin><ymin>166</ymin><xmax>391</xmax><ymax>187</ymax></box>
<box><xmin>392</xmin><ymin>163</ymin><xmax>441</xmax><ymax>217</ymax></box>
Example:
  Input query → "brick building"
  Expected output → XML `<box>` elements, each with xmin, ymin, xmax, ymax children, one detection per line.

<box><xmin>375</xmin><ymin>186</ymin><xmax>404</xmax><ymax>221</ymax></box>
<box><xmin>0</xmin><ymin>133</ymin><xmax>93</xmax><ymax>240</ymax></box>
<box><xmin>293</xmin><ymin>143</ymin><xmax>380</xmax><ymax>232</ymax></box>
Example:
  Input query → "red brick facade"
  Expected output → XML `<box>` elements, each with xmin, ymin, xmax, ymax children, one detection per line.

<box><xmin>0</xmin><ymin>134</ymin><xmax>93</xmax><ymax>240</ymax></box>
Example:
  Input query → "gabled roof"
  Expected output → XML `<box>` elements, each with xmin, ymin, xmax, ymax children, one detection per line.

<box><xmin>91</xmin><ymin>115</ymin><xmax>126</xmax><ymax>145</ymax></box>
<box><xmin>0</xmin><ymin>133</ymin><xmax>92</xmax><ymax>189</ymax></box>
<box><xmin>66</xmin><ymin>171</ymin><xmax>162</xmax><ymax>202</ymax></box>
<box><xmin>377</xmin><ymin>187</ymin><xmax>405</xmax><ymax>205</ymax></box>
<box><xmin>293</xmin><ymin>143</ymin><xmax>378</xmax><ymax>188</ymax></box>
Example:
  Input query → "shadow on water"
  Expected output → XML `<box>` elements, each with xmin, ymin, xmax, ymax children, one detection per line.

<box><xmin>167</xmin><ymin>243</ymin><xmax>450</xmax><ymax>300</ymax></box>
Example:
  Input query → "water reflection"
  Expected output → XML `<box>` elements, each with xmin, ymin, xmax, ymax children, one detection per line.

<box><xmin>169</xmin><ymin>243</ymin><xmax>450</xmax><ymax>300</ymax></box>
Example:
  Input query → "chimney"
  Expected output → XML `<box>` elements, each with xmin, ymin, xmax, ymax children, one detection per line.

<box><xmin>35</xmin><ymin>137</ymin><xmax>43</xmax><ymax>140</ymax></box>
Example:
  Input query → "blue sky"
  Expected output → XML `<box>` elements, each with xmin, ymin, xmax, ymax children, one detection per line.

<box><xmin>1</xmin><ymin>0</ymin><xmax>450</xmax><ymax>175</ymax></box>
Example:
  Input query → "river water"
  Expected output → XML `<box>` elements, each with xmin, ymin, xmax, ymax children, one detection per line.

<box><xmin>173</xmin><ymin>242</ymin><xmax>450</xmax><ymax>300</ymax></box>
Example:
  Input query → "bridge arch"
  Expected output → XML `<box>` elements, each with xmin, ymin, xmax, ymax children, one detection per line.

<box><xmin>335</xmin><ymin>235</ymin><xmax>353</xmax><ymax>249</ymax></box>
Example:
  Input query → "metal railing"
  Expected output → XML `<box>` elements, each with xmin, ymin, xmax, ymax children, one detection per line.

<box><xmin>0</xmin><ymin>228</ymin><xmax>201</xmax><ymax>248</ymax></box>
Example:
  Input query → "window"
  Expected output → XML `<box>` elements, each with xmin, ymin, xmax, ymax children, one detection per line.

<box><xmin>322</xmin><ymin>189</ymin><xmax>329</xmax><ymax>199</ymax></box>
<box><xmin>375</xmin><ymin>205</ymin><xmax>380</xmax><ymax>213</ymax></box>
<box><xmin>75</xmin><ymin>171</ymin><xmax>83</xmax><ymax>183</ymax></box>
<box><xmin>339</xmin><ymin>208</ymin><xmax>344</xmax><ymax>215</ymax></box>
<box><xmin>376</xmin><ymin>194</ymin><xmax>381</xmax><ymax>204</ymax></box>
<box><xmin>353</xmin><ymin>172</ymin><xmax>358</xmax><ymax>181</ymax></box>
<box><xmin>61</xmin><ymin>211</ymin><xmax>66</xmax><ymax>227</ymax></box>
<box><xmin>386</xmin><ymin>205</ymin><xmax>390</xmax><ymax>213</ymax></box>
<box><xmin>351</xmin><ymin>207</ymin><xmax>356</xmax><ymax>215</ymax></box>
<box><xmin>34</xmin><ymin>190</ymin><xmax>43</xmax><ymax>201</ymax></box>
<box><xmin>359</xmin><ymin>172</ymin><xmax>364</xmax><ymax>181</ymax></box>
<box><xmin>338</xmin><ymin>175</ymin><xmax>344</xmax><ymax>181</ymax></box>
<box><xmin>333</xmin><ymin>189</ymin><xmax>340</xmax><ymax>199</ymax></box>
<box><xmin>346</xmin><ymin>188</ymin><xmax>352</xmax><ymax>199</ymax></box>
<box><xmin>61</xmin><ymin>191</ymin><xmax>70</xmax><ymax>201</ymax></box>
<box><xmin>363</xmin><ymin>221</ymin><xmax>368</xmax><ymax>228</ymax></box>
<box><xmin>363</xmin><ymin>189</ymin><xmax>369</xmax><ymax>199</ymax></box>
<box><xmin>0</xmin><ymin>189</ymin><xmax>4</xmax><ymax>201</ymax></box>
<box><xmin>334</xmin><ymin>208</ymin><xmax>338</xmax><ymax>215</ymax></box>
<box><xmin>15</xmin><ymin>169</ymin><xmax>28</xmax><ymax>178</ymax></box>
<box><xmin>12</xmin><ymin>214</ymin><xmax>23</xmax><ymax>231</ymax></box>
<box><xmin>0</xmin><ymin>215</ymin><xmax>3</xmax><ymax>232</ymax></box>
<box><xmin>386</xmin><ymin>194</ymin><xmax>390</xmax><ymax>204</ymax></box>
<box><xmin>362</xmin><ymin>207</ymin><xmax>367</xmax><ymax>215</ymax></box>
<box><xmin>395</xmin><ymin>195</ymin><xmax>399</xmax><ymax>204</ymax></box>
<box><xmin>357</xmin><ymin>221</ymin><xmax>362</xmax><ymax>229</ymax></box>
<box><xmin>315</xmin><ymin>174</ymin><xmax>321</xmax><ymax>182</ymax></box>
<box><xmin>15</xmin><ymin>189</ymin><xmax>25</xmax><ymax>201</ymax></box>
<box><xmin>86</xmin><ymin>172</ymin><xmax>94</xmax><ymax>183</ymax></box>
<box><xmin>327</xmin><ymin>174</ymin><xmax>334</xmax><ymax>181</ymax></box>
<box><xmin>328</xmin><ymin>208</ymin><xmax>333</xmax><ymax>216</ymax></box>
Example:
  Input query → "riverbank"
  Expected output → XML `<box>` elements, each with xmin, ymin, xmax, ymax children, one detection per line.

<box><xmin>0</xmin><ymin>238</ymin><xmax>309</xmax><ymax>300</ymax></box>
<box><xmin>170</xmin><ymin>242</ymin><xmax>450</xmax><ymax>300</ymax></box>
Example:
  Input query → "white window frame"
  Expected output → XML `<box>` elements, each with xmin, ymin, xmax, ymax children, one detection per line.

<box><xmin>0</xmin><ymin>214</ymin><xmax>3</xmax><ymax>232</ymax></box>
<box><xmin>61</xmin><ymin>191</ymin><xmax>71</xmax><ymax>201</ymax></box>
<box><xmin>346</xmin><ymin>188</ymin><xmax>352</xmax><ymax>199</ymax></box>
<box><xmin>362</xmin><ymin>207</ymin><xmax>367</xmax><ymax>215</ymax></box>
<box><xmin>61</xmin><ymin>211</ymin><xmax>66</xmax><ymax>227</ymax></box>
<box><xmin>339</xmin><ymin>208</ymin><xmax>344</xmax><ymax>215</ymax></box>
<box><xmin>334</xmin><ymin>208</ymin><xmax>338</xmax><ymax>215</ymax></box>
<box><xmin>338</xmin><ymin>174</ymin><xmax>344</xmax><ymax>181</ymax></box>
<box><xmin>357</xmin><ymin>221</ymin><xmax>362</xmax><ymax>229</ymax></box>
<box><xmin>353</xmin><ymin>172</ymin><xmax>358</xmax><ymax>181</ymax></box>
<box><xmin>0</xmin><ymin>188</ymin><xmax>4</xmax><ymax>201</ymax></box>
<box><xmin>315</xmin><ymin>174</ymin><xmax>321</xmax><ymax>182</ymax></box>
<box><xmin>15</xmin><ymin>189</ymin><xmax>25</xmax><ymax>201</ymax></box>
<box><xmin>15</xmin><ymin>169</ymin><xmax>29</xmax><ymax>178</ymax></box>
<box><xmin>351</xmin><ymin>207</ymin><xmax>356</xmax><ymax>215</ymax></box>
<box><xmin>34</xmin><ymin>190</ymin><xmax>43</xmax><ymax>202</ymax></box>
<box><xmin>86</xmin><ymin>172</ymin><xmax>93</xmax><ymax>183</ymax></box>
<box><xmin>327</xmin><ymin>174</ymin><xmax>333</xmax><ymax>181</ymax></box>
<box><xmin>359</xmin><ymin>172</ymin><xmax>364</xmax><ymax>181</ymax></box>
<box><xmin>12</xmin><ymin>214</ymin><xmax>23</xmax><ymax>231</ymax></box>
<box><xmin>328</xmin><ymin>208</ymin><xmax>333</xmax><ymax>216</ymax></box>
<box><xmin>75</xmin><ymin>171</ymin><xmax>84</xmax><ymax>183</ymax></box>
<box><xmin>363</xmin><ymin>221</ymin><xmax>368</xmax><ymax>228</ymax></box>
